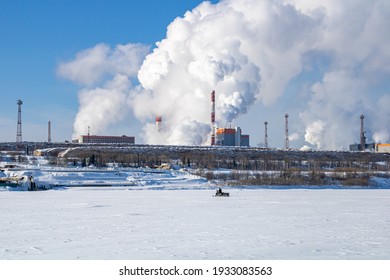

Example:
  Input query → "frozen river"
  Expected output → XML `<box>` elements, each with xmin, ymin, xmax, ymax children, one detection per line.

<box><xmin>1</xmin><ymin>188</ymin><xmax>389</xmax><ymax>260</ymax></box>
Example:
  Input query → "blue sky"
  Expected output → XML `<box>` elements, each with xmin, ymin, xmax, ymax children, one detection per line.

<box><xmin>1</xmin><ymin>0</ymin><xmax>388</xmax><ymax>150</ymax></box>
<box><xmin>0</xmin><ymin>0</ymin><xmax>213</xmax><ymax>142</ymax></box>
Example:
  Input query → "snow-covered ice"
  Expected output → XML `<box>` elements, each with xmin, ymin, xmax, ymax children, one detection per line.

<box><xmin>1</xmin><ymin>187</ymin><xmax>389</xmax><ymax>259</ymax></box>
<box><xmin>1</xmin><ymin>165</ymin><xmax>389</xmax><ymax>259</ymax></box>
<box><xmin>1</xmin><ymin>166</ymin><xmax>210</xmax><ymax>190</ymax></box>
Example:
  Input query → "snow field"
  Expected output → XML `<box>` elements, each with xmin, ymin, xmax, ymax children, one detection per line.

<box><xmin>0</xmin><ymin>189</ymin><xmax>389</xmax><ymax>260</ymax></box>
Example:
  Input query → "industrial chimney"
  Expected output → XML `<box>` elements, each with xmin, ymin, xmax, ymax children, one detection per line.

<box><xmin>48</xmin><ymin>121</ymin><xmax>51</xmax><ymax>143</ymax></box>
<box><xmin>211</xmin><ymin>90</ymin><xmax>216</xmax><ymax>145</ymax></box>
<box><xmin>155</xmin><ymin>116</ymin><xmax>162</xmax><ymax>132</ymax></box>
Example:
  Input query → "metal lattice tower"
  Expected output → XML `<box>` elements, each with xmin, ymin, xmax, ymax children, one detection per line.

<box><xmin>360</xmin><ymin>114</ymin><xmax>366</xmax><ymax>151</ymax></box>
<box><xmin>264</xmin><ymin>121</ymin><xmax>268</xmax><ymax>148</ymax></box>
<box><xmin>16</xmin><ymin>99</ymin><xmax>23</xmax><ymax>143</ymax></box>
<box><xmin>284</xmin><ymin>113</ymin><xmax>289</xmax><ymax>149</ymax></box>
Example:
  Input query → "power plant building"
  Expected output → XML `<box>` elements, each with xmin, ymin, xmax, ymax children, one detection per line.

<box><xmin>76</xmin><ymin>135</ymin><xmax>135</xmax><ymax>144</ymax></box>
<box><xmin>376</xmin><ymin>144</ymin><xmax>390</xmax><ymax>153</ymax></box>
<box><xmin>349</xmin><ymin>143</ymin><xmax>375</xmax><ymax>151</ymax></box>
<box><xmin>216</xmin><ymin>127</ymin><xmax>249</xmax><ymax>147</ymax></box>
<box><xmin>241</xmin><ymin>134</ymin><xmax>250</xmax><ymax>147</ymax></box>
<box><xmin>349</xmin><ymin>143</ymin><xmax>390</xmax><ymax>153</ymax></box>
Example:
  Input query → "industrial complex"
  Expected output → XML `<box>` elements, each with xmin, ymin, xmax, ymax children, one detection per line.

<box><xmin>210</xmin><ymin>90</ymin><xmax>250</xmax><ymax>147</ymax></box>
<box><xmin>9</xmin><ymin>97</ymin><xmax>390</xmax><ymax>152</ymax></box>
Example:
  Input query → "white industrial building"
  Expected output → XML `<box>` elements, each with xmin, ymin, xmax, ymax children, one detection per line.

<box><xmin>376</xmin><ymin>144</ymin><xmax>390</xmax><ymax>153</ymax></box>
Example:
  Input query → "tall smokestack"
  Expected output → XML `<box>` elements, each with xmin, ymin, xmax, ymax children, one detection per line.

<box><xmin>155</xmin><ymin>116</ymin><xmax>162</xmax><ymax>132</ymax></box>
<box><xmin>211</xmin><ymin>90</ymin><xmax>216</xmax><ymax>145</ymax></box>
<box><xmin>360</xmin><ymin>114</ymin><xmax>366</xmax><ymax>151</ymax></box>
<box><xmin>48</xmin><ymin>121</ymin><xmax>51</xmax><ymax>143</ymax></box>
<box><xmin>285</xmin><ymin>113</ymin><xmax>289</xmax><ymax>149</ymax></box>
<box><xmin>264</xmin><ymin>121</ymin><xmax>268</xmax><ymax>148</ymax></box>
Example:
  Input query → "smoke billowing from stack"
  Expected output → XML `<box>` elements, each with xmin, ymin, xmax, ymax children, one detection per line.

<box><xmin>58</xmin><ymin>43</ymin><xmax>150</xmax><ymax>139</ymax></box>
<box><xmin>58</xmin><ymin>0</ymin><xmax>390</xmax><ymax>149</ymax></box>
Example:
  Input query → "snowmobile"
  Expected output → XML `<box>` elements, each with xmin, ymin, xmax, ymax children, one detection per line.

<box><xmin>214</xmin><ymin>188</ymin><xmax>229</xmax><ymax>197</ymax></box>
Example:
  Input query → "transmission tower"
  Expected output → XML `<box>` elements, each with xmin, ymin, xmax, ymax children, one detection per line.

<box><xmin>360</xmin><ymin>114</ymin><xmax>366</xmax><ymax>151</ymax></box>
<box><xmin>16</xmin><ymin>99</ymin><xmax>23</xmax><ymax>143</ymax></box>
<box><xmin>284</xmin><ymin>113</ymin><xmax>289</xmax><ymax>149</ymax></box>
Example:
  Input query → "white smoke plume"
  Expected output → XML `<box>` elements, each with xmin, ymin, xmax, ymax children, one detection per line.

<box><xmin>72</xmin><ymin>75</ymin><xmax>130</xmax><ymax>138</ymax></box>
<box><xmin>58</xmin><ymin>43</ymin><xmax>150</xmax><ymax>138</ymax></box>
<box><xmin>289</xmin><ymin>133</ymin><xmax>300</xmax><ymax>142</ymax></box>
<box><xmin>59</xmin><ymin>0</ymin><xmax>390</xmax><ymax>148</ymax></box>
<box><xmin>133</xmin><ymin>0</ymin><xmax>390</xmax><ymax>147</ymax></box>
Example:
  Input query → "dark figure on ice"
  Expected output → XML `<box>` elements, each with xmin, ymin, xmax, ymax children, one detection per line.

<box><xmin>27</xmin><ymin>176</ymin><xmax>37</xmax><ymax>191</ymax></box>
<box><xmin>215</xmin><ymin>188</ymin><xmax>229</xmax><ymax>197</ymax></box>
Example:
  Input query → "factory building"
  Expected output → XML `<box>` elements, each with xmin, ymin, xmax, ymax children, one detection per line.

<box><xmin>349</xmin><ymin>143</ymin><xmax>375</xmax><ymax>152</ymax></box>
<box><xmin>215</xmin><ymin>127</ymin><xmax>250</xmax><ymax>147</ymax></box>
<box><xmin>241</xmin><ymin>134</ymin><xmax>250</xmax><ymax>147</ymax></box>
<box><xmin>76</xmin><ymin>135</ymin><xmax>135</xmax><ymax>144</ymax></box>
<box><xmin>375</xmin><ymin>144</ymin><xmax>390</xmax><ymax>153</ymax></box>
<box><xmin>349</xmin><ymin>143</ymin><xmax>390</xmax><ymax>153</ymax></box>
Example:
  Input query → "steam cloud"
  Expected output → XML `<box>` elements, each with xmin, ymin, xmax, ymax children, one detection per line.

<box><xmin>59</xmin><ymin>0</ymin><xmax>390</xmax><ymax>149</ymax></box>
<box><xmin>58</xmin><ymin>43</ymin><xmax>150</xmax><ymax>138</ymax></box>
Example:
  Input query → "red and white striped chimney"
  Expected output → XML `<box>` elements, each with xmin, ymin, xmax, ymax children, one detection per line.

<box><xmin>155</xmin><ymin>116</ymin><xmax>162</xmax><ymax>132</ymax></box>
<box><xmin>211</xmin><ymin>90</ymin><xmax>216</xmax><ymax>145</ymax></box>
